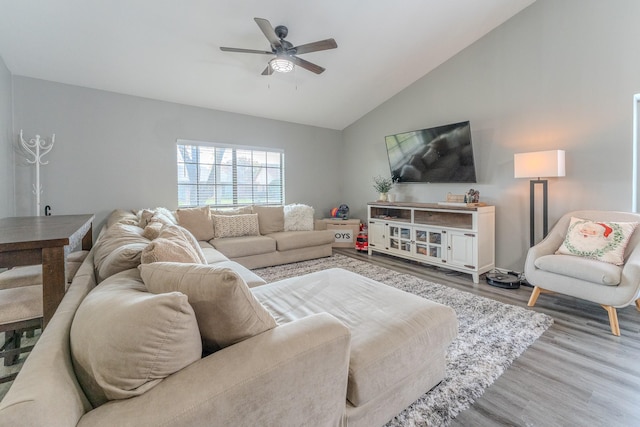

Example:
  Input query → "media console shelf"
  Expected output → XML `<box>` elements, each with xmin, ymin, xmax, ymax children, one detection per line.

<box><xmin>367</xmin><ymin>202</ymin><xmax>495</xmax><ymax>283</ymax></box>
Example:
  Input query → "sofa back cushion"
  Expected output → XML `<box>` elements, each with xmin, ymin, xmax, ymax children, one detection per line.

<box><xmin>139</xmin><ymin>262</ymin><xmax>277</xmax><ymax>353</ymax></box>
<box><xmin>93</xmin><ymin>223</ymin><xmax>150</xmax><ymax>282</ymax></box>
<box><xmin>141</xmin><ymin>225</ymin><xmax>207</xmax><ymax>264</ymax></box>
<box><xmin>176</xmin><ymin>206</ymin><xmax>215</xmax><ymax>241</ymax></box>
<box><xmin>252</xmin><ymin>205</ymin><xmax>285</xmax><ymax>235</ymax></box>
<box><xmin>70</xmin><ymin>269</ymin><xmax>202</xmax><ymax>408</ymax></box>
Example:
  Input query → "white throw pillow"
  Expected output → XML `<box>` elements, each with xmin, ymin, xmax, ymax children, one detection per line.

<box><xmin>556</xmin><ymin>217</ymin><xmax>639</xmax><ymax>265</ymax></box>
<box><xmin>284</xmin><ymin>204</ymin><xmax>315</xmax><ymax>231</ymax></box>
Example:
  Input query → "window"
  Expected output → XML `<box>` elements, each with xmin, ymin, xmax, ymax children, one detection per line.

<box><xmin>177</xmin><ymin>141</ymin><xmax>284</xmax><ymax>208</ymax></box>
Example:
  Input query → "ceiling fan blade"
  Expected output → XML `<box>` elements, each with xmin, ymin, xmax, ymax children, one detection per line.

<box><xmin>220</xmin><ymin>47</ymin><xmax>273</xmax><ymax>55</ymax></box>
<box><xmin>254</xmin><ymin>17</ymin><xmax>281</xmax><ymax>49</ymax></box>
<box><xmin>289</xmin><ymin>56</ymin><xmax>325</xmax><ymax>74</ymax></box>
<box><xmin>292</xmin><ymin>38</ymin><xmax>338</xmax><ymax>55</ymax></box>
<box><xmin>261</xmin><ymin>64</ymin><xmax>274</xmax><ymax>76</ymax></box>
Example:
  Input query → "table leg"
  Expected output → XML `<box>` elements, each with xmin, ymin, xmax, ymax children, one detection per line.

<box><xmin>82</xmin><ymin>224</ymin><xmax>93</xmax><ymax>251</ymax></box>
<box><xmin>41</xmin><ymin>246</ymin><xmax>66</xmax><ymax>329</ymax></box>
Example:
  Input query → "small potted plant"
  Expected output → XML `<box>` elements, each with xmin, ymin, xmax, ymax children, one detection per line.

<box><xmin>372</xmin><ymin>175</ymin><xmax>394</xmax><ymax>202</ymax></box>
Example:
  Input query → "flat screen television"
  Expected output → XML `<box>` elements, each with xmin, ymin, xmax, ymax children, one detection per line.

<box><xmin>385</xmin><ymin>121</ymin><xmax>477</xmax><ymax>183</ymax></box>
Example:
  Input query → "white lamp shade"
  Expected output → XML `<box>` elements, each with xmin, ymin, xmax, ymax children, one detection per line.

<box><xmin>514</xmin><ymin>150</ymin><xmax>566</xmax><ymax>178</ymax></box>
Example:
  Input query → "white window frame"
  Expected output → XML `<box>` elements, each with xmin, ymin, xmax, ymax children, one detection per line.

<box><xmin>177</xmin><ymin>139</ymin><xmax>285</xmax><ymax>208</ymax></box>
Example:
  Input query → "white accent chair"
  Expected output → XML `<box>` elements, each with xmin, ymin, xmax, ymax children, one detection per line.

<box><xmin>525</xmin><ymin>210</ymin><xmax>640</xmax><ymax>336</ymax></box>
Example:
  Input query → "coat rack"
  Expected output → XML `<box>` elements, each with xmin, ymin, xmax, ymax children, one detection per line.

<box><xmin>19</xmin><ymin>130</ymin><xmax>55</xmax><ymax>216</ymax></box>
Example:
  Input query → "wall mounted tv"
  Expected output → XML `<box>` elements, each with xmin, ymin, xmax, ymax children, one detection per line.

<box><xmin>385</xmin><ymin>121</ymin><xmax>477</xmax><ymax>183</ymax></box>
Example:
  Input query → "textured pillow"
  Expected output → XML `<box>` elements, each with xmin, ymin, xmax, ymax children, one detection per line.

<box><xmin>252</xmin><ymin>205</ymin><xmax>285</xmax><ymax>235</ymax></box>
<box><xmin>139</xmin><ymin>262</ymin><xmax>277</xmax><ymax>353</ymax></box>
<box><xmin>96</xmin><ymin>242</ymin><xmax>149</xmax><ymax>283</ymax></box>
<box><xmin>70</xmin><ymin>269</ymin><xmax>202</xmax><ymax>408</ymax></box>
<box><xmin>556</xmin><ymin>217</ymin><xmax>639</xmax><ymax>265</ymax></box>
<box><xmin>284</xmin><ymin>204</ymin><xmax>315</xmax><ymax>231</ymax></box>
<box><xmin>141</xmin><ymin>225</ymin><xmax>207</xmax><ymax>264</ymax></box>
<box><xmin>175</xmin><ymin>206</ymin><xmax>215</xmax><ymax>241</ymax></box>
<box><xmin>212</xmin><ymin>213</ymin><xmax>260</xmax><ymax>238</ymax></box>
<box><xmin>106</xmin><ymin>209</ymin><xmax>139</xmax><ymax>228</ymax></box>
<box><xmin>93</xmin><ymin>223</ymin><xmax>150</xmax><ymax>282</ymax></box>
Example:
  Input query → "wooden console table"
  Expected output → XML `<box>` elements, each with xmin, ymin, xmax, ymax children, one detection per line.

<box><xmin>0</xmin><ymin>214</ymin><xmax>95</xmax><ymax>328</ymax></box>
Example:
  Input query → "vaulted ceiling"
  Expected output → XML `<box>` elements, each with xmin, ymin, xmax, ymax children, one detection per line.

<box><xmin>0</xmin><ymin>0</ymin><xmax>536</xmax><ymax>130</ymax></box>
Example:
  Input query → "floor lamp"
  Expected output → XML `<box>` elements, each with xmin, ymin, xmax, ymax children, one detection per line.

<box><xmin>514</xmin><ymin>150</ymin><xmax>566</xmax><ymax>247</ymax></box>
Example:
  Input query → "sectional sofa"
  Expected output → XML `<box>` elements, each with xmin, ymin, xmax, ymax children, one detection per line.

<box><xmin>0</xmin><ymin>207</ymin><xmax>458</xmax><ymax>427</ymax></box>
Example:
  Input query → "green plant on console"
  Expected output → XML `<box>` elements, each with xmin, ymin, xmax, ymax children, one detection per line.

<box><xmin>372</xmin><ymin>176</ymin><xmax>394</xmax><ymax>193</ymax></box>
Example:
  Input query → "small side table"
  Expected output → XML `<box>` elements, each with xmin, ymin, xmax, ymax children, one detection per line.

<box><xmin>315</xmin><ymin>218</ymin><xmax>361</xmax><ymax>248</ymax></box>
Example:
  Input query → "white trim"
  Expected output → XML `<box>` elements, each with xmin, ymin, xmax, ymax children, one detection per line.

<box><xmin>177</xmin><ymin>138</ymin><xmax>284</xmax><ymax>153</ymax></box>
<box><xmin>633</xmin><ymin>93</ymin><xmax>640</xmax><ymax>212</ymax></box>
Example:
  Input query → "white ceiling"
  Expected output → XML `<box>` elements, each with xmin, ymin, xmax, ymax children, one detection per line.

<box><xmin>0</xmin><ymin>0</ymin><xmax>535</xmax><ymax>130</ymax></box>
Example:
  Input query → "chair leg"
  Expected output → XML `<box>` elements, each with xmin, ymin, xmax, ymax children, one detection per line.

<box><xmin>3</xmin><ymin>331</ymin><xmax>21</xmax><ymax>366</ymax></box>
<box><xmin>528</xmin><ymin>286</ymin><xmax>542</xmax><ymax>307</ymax></box>
<box><xmin>635</xmin><ymin>299</ymin><xmax>640</xmax><ymax>311</ymax></box>
<box><xmin>601</xmin><ymin>305</ymin><xmax>621</xmax><ymax>336</ymax></box>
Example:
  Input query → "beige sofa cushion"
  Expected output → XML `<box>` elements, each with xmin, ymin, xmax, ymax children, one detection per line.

<box><xmin>253</xmin><ymin>268</ymin><xmax>458</xmax><ymax>408</ymax></box>
<box><xmin>269</xmin><ymin>230</ymin><xmax>335</xmax><ymax>251</ymax></box>
<box><xmin>253</xmin><ymin>205</ymin><xmax>285</xmax><ymax>234</ymax></box>
<box><xmin>93</xmin><ymin>223</ymin><xmax>150</xmax><ymax>282</ymax></box>
<box><xmin>212</xmin><ymin>214</ymin><xmax>260</xmax><ymax>238</ymax></box>
<box><xmin>211</xmin><ymin>235</ymin><xmax>276</xmax><ymax>258</ymax></box>
<box><xmin>139</xmin><ymin>262</ymin><xmax>277</xmax><ymax>353</ymax></box>
<box><xmin>176</xmin><ymin>206</ymin><xmax>215</xmax><ymax>241</ymax></box>
<box><xmin>106</xmin><ymin>209</ymin><xmax>138</xmax><ymax>228</ymax></box>
<box><xmin>70</xmin><ymin>269</ymin><xmax>202</xmax><ymax>408</ymax></box>
<box><xmin>141</xmin><ymin>225</ymin><xmax>207</xmax><ymax>264</ymax></box>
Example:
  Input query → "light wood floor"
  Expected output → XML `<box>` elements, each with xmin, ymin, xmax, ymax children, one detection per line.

<box><xmin>335</xmin><ymin>248</ymin><xmax>640</xmax><ymax>427</ymax></box>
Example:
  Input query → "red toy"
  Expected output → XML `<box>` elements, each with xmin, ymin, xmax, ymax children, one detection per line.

<box><xmin>355</xmin><ymin>223</ymin><xmax>368</xmax><ymax>252</ymax></box>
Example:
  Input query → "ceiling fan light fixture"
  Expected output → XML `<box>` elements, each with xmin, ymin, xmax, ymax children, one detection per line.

<box><xmin>270</xmin><ymin>57</ymin><xmax>294</xmax><ymax>73</ymax></box>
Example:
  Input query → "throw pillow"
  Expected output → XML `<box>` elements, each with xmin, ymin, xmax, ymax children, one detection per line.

<box><xmin>141</xmin><ymin>225</ymin><xmax>207</xmax><ymax>264</ymax></box>
<box><xmin>70</xmin><ymin>269</ymin><xmax>202</xmax><ymax>408</ymax></box>
<box><xmin>93</xmin><ymin>223</ymin><xmax>150</xmax><ymax>282</ymax></box>
<box><xmin>212</xmin><ymin>213</ymin><xmax>260</xmax><ymax>238</ymax></box>
<box><xmin>252</xmin><ymin>205</ymin><xmax>285</xmax><ymax>234</ymax></box>
<box><xmin>139</xmin><ymin>262</ymin><xmax>277</xmax><ymax>353</ymax></box>
<box><xmin>284</xmin><ymin>204</ymin><xmax>315</xmax><ymax>231</ymax></box>
<box><xmin>106</xmin><ymin>209</ymin><xmax>139</xmax><ymax>228</ymax></box>
<box><xmin>556</xmin><ymin>217</ymin><xmax>639</xmax><ymax>265</ymax></box>
<box><xmin>175</xmin><ymin>206</ymin><xmax>215</xmax><ymax>241</ymax></box>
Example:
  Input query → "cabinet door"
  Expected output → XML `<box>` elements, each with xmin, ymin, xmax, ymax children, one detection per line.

<box><xmin>447</xmin><ymin>231</ymin><xmax>476</xmax><ymax>269</ymax></box>
<box><xmin>368</xmin><ymin>221</ymin><xmax>387</xmax><ymax>250</ymax></box>
<box><xmin>389</xmin><ymin>224</ymin><xmax>412</xmax><ymax>254</ymax></box>
<box><xmin>414</xmin><ymin>227</ymin><xmax>444</xmax><ymax>260</ymax></box>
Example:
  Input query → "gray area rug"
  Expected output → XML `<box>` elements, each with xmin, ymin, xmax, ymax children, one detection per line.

<box><xmin>254</xmin><ymin>254</ymin><xmax>554</xmax><ymax>426</ymax></box>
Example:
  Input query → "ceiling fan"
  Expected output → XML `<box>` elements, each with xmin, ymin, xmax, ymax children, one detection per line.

<box><xmin>220</xmin><ymin>17</ymin><xmax>338</xmax><ymax>75</ymax></box>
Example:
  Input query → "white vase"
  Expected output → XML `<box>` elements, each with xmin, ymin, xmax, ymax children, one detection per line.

<box><xmin>378</xmin><ymin>192</ymin><xmax>388</xmax><ymax>202</ymax></box>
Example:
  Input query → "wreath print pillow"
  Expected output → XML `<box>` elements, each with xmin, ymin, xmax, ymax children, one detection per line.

<box><xmin>556</xmin><ymin>217</ymin><xmax>639</xmax><ymax>265</ymax></box>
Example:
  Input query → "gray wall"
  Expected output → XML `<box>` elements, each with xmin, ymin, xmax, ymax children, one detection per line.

<box><xmin>0</xmin><ymin>56</ymin><xmax>13</xmax><ymax>218</ymax></box>
<box><xmin>12</xmin><ymin>77</ymin><xmax>342</xmax><ymax>229</ymax></box>
<box><xmin>342</xmin><ymin>0</ymin><xmax>640</xmax><ymax>271</ymax></box>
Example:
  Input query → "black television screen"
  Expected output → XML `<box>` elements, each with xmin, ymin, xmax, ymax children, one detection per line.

<box><xmin>385</xmin><ymin>121</ymin><xmax>477</xmax><ymax>183</ymax></box>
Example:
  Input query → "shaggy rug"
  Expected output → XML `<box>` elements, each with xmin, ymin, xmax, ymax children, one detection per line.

<box><xmin>253</xmin><ymin>254</ymin><xmax>554</xmax><ymax>427</ymax></box>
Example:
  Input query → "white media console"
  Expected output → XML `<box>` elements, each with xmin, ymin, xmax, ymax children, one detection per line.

<box><xmin>367</xmin><ymin>202</ymin><xmax>495</xmax><ymax>283</ymax></box>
